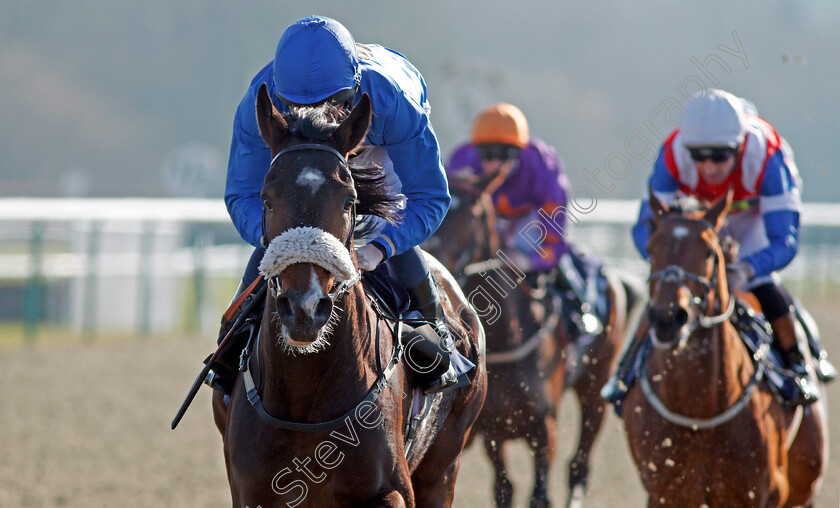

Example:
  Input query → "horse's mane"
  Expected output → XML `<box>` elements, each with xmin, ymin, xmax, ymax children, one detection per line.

<box><xmin>283</xmin><ymin>104</ymin><xmax>403</xmax><ymax>227</ymax></box>
<box><xmin>664</xmin><ymin>195</ymin><xmax>705</xmax><ymax>216</ymax></box>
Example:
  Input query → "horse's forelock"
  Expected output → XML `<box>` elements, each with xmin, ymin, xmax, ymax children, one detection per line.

<box><xmin>284</xmin><ymin>103</ymin><xmax>349</xmax><ymax>142</ymax></box>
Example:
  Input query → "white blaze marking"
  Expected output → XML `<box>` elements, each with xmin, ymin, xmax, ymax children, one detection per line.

<box><xmin>672</xmin><ymin>226</ymin><xmax>689</xmax><ymax>239</ymax></box>
<box><xmin>296</xmin><ymin>167</ymin><xmax>325</xmax><ymax>195</ymax></box>
<box><xmin>300</xmin><ymin>268</ymin><xmax>324</xmax><ymax>315</ymax></box>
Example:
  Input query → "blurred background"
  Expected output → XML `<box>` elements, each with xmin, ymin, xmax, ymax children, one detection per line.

<box><xmin>0</xmin><ymin>1</ymin><xmax>838</xmax><ymax>507</ymax></box>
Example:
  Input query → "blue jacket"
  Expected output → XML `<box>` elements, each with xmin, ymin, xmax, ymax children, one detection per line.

<box><xmin>225</xmin><ymin>44</ymin><xmax>450</xmax><ymax>258</ymax></box>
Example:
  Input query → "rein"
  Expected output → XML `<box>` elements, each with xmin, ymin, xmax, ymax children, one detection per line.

<box><xmin>640</xmin><ymin>340</ymin><xmax>769</xmax><ymax>430</ymax></box>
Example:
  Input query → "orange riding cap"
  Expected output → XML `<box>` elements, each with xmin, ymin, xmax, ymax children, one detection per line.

<box><xmin>471</xmin><ymin>103</ymin><xmax>530</xmax><ymax>148</ymax></box>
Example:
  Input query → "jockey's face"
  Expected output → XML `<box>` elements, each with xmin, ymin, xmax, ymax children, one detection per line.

<box><xmin>696</xmin><ymin>157</ymin><xmax>735</xmax><ymax>185</ymax></box>
<box><xmin>688</xmin><ymin>146</ymin><xmax>738</xmax><ymax>185</ymax></box>
<box><xmin>476</xmin><ymin>144</ymin><xmax>521</xmax><ymax>180</ymax></box>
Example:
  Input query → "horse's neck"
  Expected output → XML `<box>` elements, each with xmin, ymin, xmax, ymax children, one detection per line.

<box><xmin>259</xmin><ymin>288</ymin><xmax>377</xmax><ymax>419</ymax></box>
<box><xmin>478</xmin><ymin>269</ymin><xmax>537</xmax><ymax>346</ymax></box>
<box><xmin>650</xmin><ymin>295</ymin><xmax>753</xmax><ymax>416</ymax></box>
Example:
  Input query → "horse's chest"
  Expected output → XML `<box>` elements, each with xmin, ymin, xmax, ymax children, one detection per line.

<box><xmin>227</xmin><ymin>412</ymin><xmax>404</xmax><ymax>506</ymax></box>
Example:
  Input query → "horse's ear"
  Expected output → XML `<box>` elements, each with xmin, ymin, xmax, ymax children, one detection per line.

<box><xmin>703</xmin><ymin>188</ymin><xmax>733</xmax><ymax>232</ymax></box>
<box><xmin>332</xmin><ymin>93</ymin><xmax>371</xmax><ymax>155</ymax></box>
<box><xmin>648</xmin><ymin>186</ymin><xmax>669</xmax><ymax>225</ymax></box>
<box><xmin>255</xmin><ymin>83</ymin><xmax>289</xmax><ymax>150</ymax></box>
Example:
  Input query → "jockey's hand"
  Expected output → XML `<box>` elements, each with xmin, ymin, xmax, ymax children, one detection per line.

<box><xmin>356</xmin><ymin>243</ymin><xmax>384</xmax><ymax>272</ymax></box>
<box><xmin>726</xmin><ymin>261</ymin><xmax>754</xmax><ymax>292</ymax></box>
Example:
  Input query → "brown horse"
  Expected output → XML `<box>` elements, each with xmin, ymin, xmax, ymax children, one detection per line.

<box><xmin>212</xmin><ymin>85</ymin><xmax>487</xmax><ymax>508</ymax></box>
<box><xmin>622</xmin><ymin>191</ymin><xmax>826</xmax><ymax>507</ymax></box>
<box><xmin>426</xmin><ymin>176</ymin><xmax>643</xmax><ymax>508</ymax></box>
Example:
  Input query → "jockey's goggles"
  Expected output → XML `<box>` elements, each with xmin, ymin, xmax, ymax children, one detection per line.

<box><xmin>476</xmin><ymin>143</ymin><xmax>521</xmax><ymax>162</ymax></box>
<box><xmin>688</xmin><ymin>146</ymin><xmax>738</xmax><ymax>163</ymax></box>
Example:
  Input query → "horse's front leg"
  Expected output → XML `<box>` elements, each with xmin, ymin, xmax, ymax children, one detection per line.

<box><xmin>212</xmin><ymin>389</ymin><xmax>228</xmax><ymax>436</ymax></box>
<box><xmin>528</xmin><ymin>416</ymin><xmax>556</xmax><ymax>508</ymax></box>
<box><xmin>483</xmin><ymin>436</ymin><xmax>514</xmax><ymax>508</ymax></box>
<box><xmin>567</xmin><ymin>357</ymin><xmax>611</xmax><ymax>505</ymax></box>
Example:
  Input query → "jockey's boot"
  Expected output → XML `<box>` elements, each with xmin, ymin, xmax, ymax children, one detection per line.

<box><xmin>771</xmin><ymin>312</ymin><xmax>819</xmax><ymax>406</ymax></box>
<box><xmin>600</xmin><ymin>319</ymin><xmax>649</xmax><ymax>405</ymax></box>
<box><xmin>554</xmin><ymin>266</ymin><xmax>603</xmax><ymax>338</ymax></box>
<box><xmin>406</xmin><ymin>272</ymin><xmax>458</xmax><ymax>394</ymax></box>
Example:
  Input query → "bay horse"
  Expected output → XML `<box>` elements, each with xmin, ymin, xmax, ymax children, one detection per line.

<box><xmin>212</xmin><ymin>84</ymin><xmax>487</xmax><ymax>508</ymax></box>
<box><xmin>622</xmin><ymin>191</ymin><xmax>826</xmax><ymax>507</ymax></box>
<box><xmin>425</xmin><ymin>175</ymin><xmax>643</xmax><ymax>508</ymax></box>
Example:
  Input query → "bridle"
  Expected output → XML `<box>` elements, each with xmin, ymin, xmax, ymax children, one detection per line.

<box><xmin>444</xmin><ymin>181</ymin><xmax>499</xmax><ymax>281</ymax></box>
<box><xmin>263</xmin><ymin>143</ymin><xmax>360</xmax><ymax>301</ymax></box>
<box><xmin>647</xmin><ymin>216</ymin><xmax>734</xmax><ymax>331</ymax></box>
<box><xmin>641</xmin><ymin>214</ymin><xmax>765</xmax><ymax>430</ymax></box>
<box><xmin>242</xmin><ymin>141</ymin><xmax>410</xmax><ymax>435</ymax></box>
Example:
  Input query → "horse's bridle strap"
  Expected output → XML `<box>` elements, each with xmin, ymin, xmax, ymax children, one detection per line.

<box><xmin>270</xmin><ymin>143</ymin><xmax>348</xmax><ymax>168</ymax></box>
<box><xmin>242</xmin><ymin>319</ymin><xmax>404</xmax><ymax>433</ymax></box>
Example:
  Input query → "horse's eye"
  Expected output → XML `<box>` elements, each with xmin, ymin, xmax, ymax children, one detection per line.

<box><xmin>343</xmin><ymin>198</ymin><xmax>355</xmax><ymax>211</ymax></box>
<box><xmin>263</xmin><ymin>200</ymin><xmax>273</xmax><ymax>212</ymax></box>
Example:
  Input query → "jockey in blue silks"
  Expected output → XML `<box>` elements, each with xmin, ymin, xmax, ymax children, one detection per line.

<box><xmin>601</xmin><ymin>89</ymin><xmax>835</xmax><ymax>407</ymax></box>
<box><xmin>213</xmin><ymin>15</ymin><xmax>457</xmax><ymax>394</ymax></box>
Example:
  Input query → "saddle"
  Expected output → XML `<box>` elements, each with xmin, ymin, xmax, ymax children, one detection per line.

<box><xmin>361</xmin><ymin>264</ymin><xmax>475</xmax><ymax>390</ymax></box>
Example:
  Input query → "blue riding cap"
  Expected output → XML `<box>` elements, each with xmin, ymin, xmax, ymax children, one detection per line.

<box><xmin>273</xmin><ymin>15</ymin><xmax>361</xmax><ymax>105</ymax></box>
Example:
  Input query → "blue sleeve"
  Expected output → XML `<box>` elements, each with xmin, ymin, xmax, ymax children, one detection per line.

<box><xmin>742</xmin><ymin>150</ymin><xmax>801</xmax><ymax>276</ymax></box>
<box><xmin>649</xmin><ymin>145</ymin><xmax>680</xmax><ymax>196</ymax></box>
<box><xmin>633</xmin><ymin>200</ymin><xmax>653</xmax><ymax>259</ymax></box>
<box><xmin>633</xmin><ymin>146</ymin><xmax>679</xmax><ymax>259</ymax></box>
<box><xmin>224</xmin><ymin>84</ymin><xmax>272</xmax><ymax>248</ymax></box>
<box><xmin>369</xmin><ymin>90</ymin><xmax>449</xmax><ymax>258</ymax></box>
<box><xmin>743</xmin><ymin>211</ymin><xmax>799</xmax><ymax>277</ymax></box>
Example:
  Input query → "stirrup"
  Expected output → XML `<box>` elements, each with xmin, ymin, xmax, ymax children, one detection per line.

<box><xmin>422</xmin><ymin>363</ymin><xmax>459</xmax><ymax>394</ymax></box>
<box><xmin>600</xmin><ymin>376</ymin><xmax>628</xmax><ymax>403</ymax></box>
<box><xmin>579</xmin><ymin>309</ymin><xmax>603</xmax><ymax>336</ymax></box>
<box><xmin>782</xmin><ymin>361</ymin><xmax>820</xmax><ymax>407</ymax></box>
<box><xmin>816</xmin><ymin>355</ymin><xmax>837</xmax><ymax>382</ymax></box>
<box><xmin>784</xmin><ymin>376</ymin><xmax>819</xmax><ymax>407</ymax></box>
<box><xmin>203</xmin><ymin>369</ymin><xmax>228</xmax><ymax>393</ymax></box>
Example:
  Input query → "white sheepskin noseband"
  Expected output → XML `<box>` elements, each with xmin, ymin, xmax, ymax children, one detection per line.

<box><xmin>259</xmin><ymin>227</ymin><xmax>357</xmax><ymax>282</ymax></box>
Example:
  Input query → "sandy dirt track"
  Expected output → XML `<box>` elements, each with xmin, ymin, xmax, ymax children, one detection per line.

<box><xmin>1</xmin><ymin>300</ymin><xmax>837</xmax><ymax>507</ymax></box>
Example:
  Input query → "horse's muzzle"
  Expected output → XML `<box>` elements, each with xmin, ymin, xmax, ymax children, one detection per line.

<box><xmin>275</xmin><ymin>290</ymin><xmax>334</xmax><ymax>343</ymax></box>
<box><xmin>648</xmin><ymin>304</ymin><xmax>690</xmax><ymax>348</ymax></box>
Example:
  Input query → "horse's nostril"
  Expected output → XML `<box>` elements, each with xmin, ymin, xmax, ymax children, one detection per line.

<box><xmin>648</xmin><ymin>307</ymin><xmax>659</xmax><ymax>326</ymax></box>
<box><xmin>277</xmin><ymin>295</ymin><xmax>294</xmax><ymax>322</ymax></box>
<box><xmin>675</xmin><ymin>308</ymin><xmax>689</xmax><ymax>326</ymax></box>
<box><xmin>313</xmin><ymin>297</ymin><xmax>333</xmax><ymax>322</ymax></box>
